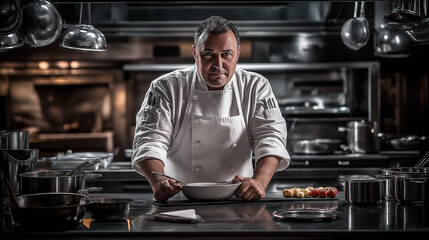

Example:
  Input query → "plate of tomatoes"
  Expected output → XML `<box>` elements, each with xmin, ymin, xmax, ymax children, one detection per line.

<box><xmin>282</xmin><ymin>186</ymin><xmax>338</xmax><ymax>200</ymax></box>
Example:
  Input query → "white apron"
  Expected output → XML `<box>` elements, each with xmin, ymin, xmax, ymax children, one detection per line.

<box><xmin>165</xmin><ymin>71</ymin><xmax>253</xmax><ymax>183</ymax></box>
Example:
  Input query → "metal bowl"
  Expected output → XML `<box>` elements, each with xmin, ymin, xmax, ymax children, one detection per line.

<box><xmin>18</xmin><ymin>0</ymin><xmax>63</xmax><ymax>47</ymax></box>
<box><xmin>0</xmin><ymin>33</ymin><xmax>24</xmax><ymax>51</ymax></box>
<box><xmin>87</xmin><ymin>198</ymin><xmax>133</xmax><ymax>221</ymax></box>
<box><xmin>0</xmin><ymin>0</ymin><xmax>22</xmax><ymax>35</ymax></box>
<box><xmin>59</xmin><ymin>24</ymin><xmax>107</xmax><ymax>51</ymax></box>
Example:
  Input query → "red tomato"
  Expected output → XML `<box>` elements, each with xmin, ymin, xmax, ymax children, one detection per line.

<box><xmin>309</xmin><ymin>189</ymin><xmax>319</xmax><ymax>197</ymax></box>
<box><xmin>319</xmin><ymin>189</ymin><xmax>327</xmax><ymax>198</ymax></box>
<box><xmin>327</xmin><ymin>189</ymin><xmax>338</xmax><ymax>198</ymax></box>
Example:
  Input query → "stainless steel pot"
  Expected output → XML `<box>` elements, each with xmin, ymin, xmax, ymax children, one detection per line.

<box><xmin>380</xmin><ymin>167</ymin><xmax>429</xmax><ymax>198</ymax></box>
<box><xmin>395</xmin><ymin>173</ymin><xmax>429</xmax><ymax>204</ymax></box>
<box><xmin>341</xmin><ymin>176</ymin><xmax>385</xmax><ymax>205</ymax></box>
<box><xmin>338</xmin><ymin>120</ymin><xmax>379</xmax><ymax>153</ymax></box>
<box><xmin>19</xmin><ymin>170</ymin><xmax>102</xmax><ymax>194</ymax></box>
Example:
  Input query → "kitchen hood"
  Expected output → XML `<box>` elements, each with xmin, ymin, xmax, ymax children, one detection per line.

<box><xmin>53</xmin><ymin>1</ymin><xmax>372</xmax><ymax>37</ymax></box>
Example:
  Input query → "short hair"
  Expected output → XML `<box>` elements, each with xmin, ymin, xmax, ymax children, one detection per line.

<box><xmin>194</xmin><ymin>16</ymin><xmax>240</xmax><ymax>47</ymax></box>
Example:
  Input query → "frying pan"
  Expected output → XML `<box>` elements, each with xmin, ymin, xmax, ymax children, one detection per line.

<box><xmin>291</xmin><ymin>139</ymin><xmax>342</xmax><ymax>154</ymax></box>
<box><xmin>18</xmin><ymin>0</ymin><xmax>63</xmax><ymax>47</ymax></box>
<box><xmin>4</xmin><ymin>179</ymin><xmax>90</xmax><ymax>230</ymax></box>
<box><xmin>0</xmin><ymin>0</ymin><xmax>22</xmax><ymax>35</ymax></box>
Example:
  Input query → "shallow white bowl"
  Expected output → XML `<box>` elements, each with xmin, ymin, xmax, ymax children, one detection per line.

<box><xmin>181</xmin><ymin>182</ymin><xmax>241</xmax><ymax>201</ymax></box>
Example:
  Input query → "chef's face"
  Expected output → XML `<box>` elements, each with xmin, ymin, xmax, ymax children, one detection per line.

<box><xmin>193</xmin><ymin>30</ymin><xmax>240</xmax><ymax>90</ymax></box>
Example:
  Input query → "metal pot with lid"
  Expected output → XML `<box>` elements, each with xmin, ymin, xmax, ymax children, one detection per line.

<box><xmin>338</xmin><ymin>120</ymin><xmax>379</xmax><ymax>154</ymax></box>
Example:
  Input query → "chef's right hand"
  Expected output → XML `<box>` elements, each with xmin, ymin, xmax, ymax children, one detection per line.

<box><xmin>153</xmin><ymin>178</ymin><xmax>182</xmax><ymax>202</ymax></box>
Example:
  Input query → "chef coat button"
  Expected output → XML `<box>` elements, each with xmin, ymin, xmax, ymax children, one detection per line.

<box><xmin>195</xmin><ymin>166</ymin><xmax>202</xmax><ymax>172</ymax></box>
<box><xmin>194</xmin><ymin>141</ymin><xmax>201</xmax><ymax>147</ymax></box>
<box><xmin>231</xmin><ymin>143</ymin><xmax>237</xmax><ymax>148</ymax></box>
<box><xmin>193</xmin><ymin>95</ymin><xmax>198</xmax><ymax>100</ymax></box>
<box><xmin>229</xmin><ymin>166</ymin><xmax>235</xmax><ymax>172</ymax></box>
<box><xmin>194</xmin><ymin>118</ymin><xmax>199</xmax><ymax>123</ymax></box>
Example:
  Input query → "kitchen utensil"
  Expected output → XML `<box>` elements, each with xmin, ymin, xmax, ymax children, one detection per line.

<box><xmin>290</xmin><ymin>139</ymin><xmax>342</xmax><ymax>154</ymax></box>
<box><xmin>18</xmin><ymin>0</ymin><xmax>63</xmax><ymax>47</ymax></box>
<box><xmin>87</xmin><ymin>198</ymin><xmax>133</xmax><ymax>221</ymax></box>
<box><xmin>384</xmin><ymin>0</ymin><xmax>422</xmax><ymax>31</ymax></box>
<box><xmin>181</xmin><ymin>182</ymin><xmax>241</xmax><ymax>201</ymax></box>
<box><xmin>395</xmin><ymin>173</ymin><xmax>429</xmax><ymax>204</ymax></box>
<box><xmin>0</xmin><ymin>0</ymin><xmax>22</xmax><ymax>35</ymax></box>
<box><xmin>406</xmin><ymin>0</ymin><xmax>429</xmax><ymax>44</ymax></box>
<box><xmin>3</xmin><ymin>179</ymin><xmax>90</xmax><ymax>230</ymax></box>
<box><xmin>1</xmin><ymin>149</ymin><xmax>38</xmax><ymax>193</ymax></box>
<box><xmin>19</xmin><ymin>170</ymin><xmax>102</xmax><ymax>194</ymax></box>
<box><xmin>151</xmin><ymin>171</ymin><xmax>187</xmax><ymax>186</ymax></box>
<box><xmin>272</xmin><ymin>209</ymin><xmax>338</xmax><ymax>222</ymax></box>
<box><xmin>338</xmin><ymin>120</ymin><xmax>379</xmax><ymax>153</ymax></box>
<box><xmin>1</xmin><ymin>130</ymin><xmax>29</xmax><ymax>149</ymax></box>
<box><xmin>64</xmin><ymin>151</ymin><xmax>114</xmax><ymax>169</ymax></box>
<box><xmin>337</xmin><ymin>175</ymin><xmax>376</xmax><ymax>191</ymax></box>
<box><xmin>340</xmin><ymin>176</ymin><xmax>385</xmax><ymax>205</ymax></box>
<box><xmin>341</xmin><ymin>1</ymin><xmax>370</xmax><ymax>50</ymax></box>
<box><xmin>0</xmin><ymin>33</ymin><xmax>24</xmax><ymax>51</ymax></box>
<box><xmin>59</xmin><ymin>3</ymin><xmax>107</xmax><ymax>51</ymax></box>
<box><xmin>65</xmin><ymin>157</ymin><xmax>101</xmax><ymax>176</ymax></box>
<box><xmin>415</xmin><ymin>150</ymin><xmax>429</xmax><ymax>167</ymax></box>
<box><xmin>388</xmin><ymin>135</ymin><xmax>427</xmax><ymax>150</ymax></box>
<box><xmin>379</xmin><ymin>167</ymin><xmax>429</xmax><ymax>199</ymax></box>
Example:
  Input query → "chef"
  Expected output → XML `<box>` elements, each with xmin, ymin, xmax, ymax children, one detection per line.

<box><xmin>132</xmin><ymin>16</ymin><xmax>290</xmax><ymax>202</ymax></box>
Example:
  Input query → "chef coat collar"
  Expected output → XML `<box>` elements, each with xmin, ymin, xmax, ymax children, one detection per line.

<box><xmin>194</xmin><ymin>64</ymin><xmax>235</xmax><ymax>91</ymax></box>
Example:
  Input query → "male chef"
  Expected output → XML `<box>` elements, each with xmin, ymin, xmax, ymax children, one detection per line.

<box><xmin>132</xmin><ymin>16</ymin><xmax>290</xmax><ymax>202</ymax></box>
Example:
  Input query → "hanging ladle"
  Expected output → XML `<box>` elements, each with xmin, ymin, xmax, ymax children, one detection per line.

<box><xmin>414</xmin><ymin>150</ymin><xmax>429</xmax><ymax>167</ymax></box>
<box><xmin>384</xmin><ymin>0</ymin><xmax>422</xmax><ymax>31</ymax></box>
<box><xmin>65</xmin><ymin>157</ymin><xmax>101</xmax><ymax>176</ymax></box>
<box><xmin>341</xmin><ymin>1</ymin><xmax>370</xmax><ymax>50</ymax></box>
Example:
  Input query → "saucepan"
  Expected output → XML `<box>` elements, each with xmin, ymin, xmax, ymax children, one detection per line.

<box><xmin>152</xmin><ymin>171</ymin><xmax>241</xmax><ymax>201</ymax></box>
<box><xmin>339</xmin><ymin>175</ymin><xmax>385</xmax><ymax>205</ymax></box>
<box><xmin>19</xmin><ymin>170</ymin><xmax>102</xmax><ymax>194</ymax></box>
<box><xmin>4</xmin><ymin>180</ymin><xmax>90</xmax><ymax>230</ymax></box>
<box><xmin>394</xmin><ymin>173</ymin><xmax>429</xmax><ymax>204</ymax></box>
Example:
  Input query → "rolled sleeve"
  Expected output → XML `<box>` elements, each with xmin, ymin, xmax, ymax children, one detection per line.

<box><xmin>131</xmin><ymin>81</ymin><xmax>173</xmax><ymax>176</ymax></box>
<box><xmin>251</xmin><ymin>82</ymin><xmax>290</xmax><ymax>171</ymax></box>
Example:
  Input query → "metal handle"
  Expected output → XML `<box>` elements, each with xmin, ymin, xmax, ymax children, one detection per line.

<box><xmin>410</xmin><ymin>179</ymin><xmax>427</xmax><ymax>184</ymax></box>
<box><xmin>65</xmin><ymin>158</ymin><xmax>101</xmax><ymax>176</ymax></box>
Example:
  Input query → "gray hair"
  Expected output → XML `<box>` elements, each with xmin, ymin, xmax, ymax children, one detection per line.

<box><xmin>194</xmin><ymin>16</ymin><xmax>240</xmax><ymax>47</ymax></box>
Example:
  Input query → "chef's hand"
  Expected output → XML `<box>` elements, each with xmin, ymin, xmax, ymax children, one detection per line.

<box><xmin>153</xmin><ymin>178</ymin><xmax>182</xmax><ymax>202</ymax></box>
<box><xmin>232</xmin><ymin>175</ymin><xmax>265</xmax><ymax>200</ymax></box>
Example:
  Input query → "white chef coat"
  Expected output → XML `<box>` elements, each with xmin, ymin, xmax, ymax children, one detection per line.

<box><xmin>132</xmin><ymin>65</ymin><xmax>290</xmax><ymax>181</ymax></box>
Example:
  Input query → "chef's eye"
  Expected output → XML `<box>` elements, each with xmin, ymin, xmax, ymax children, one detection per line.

<box><xmin>222</xmin><ymin>52</ymin><xmax>233</xmax><ymax>58</ymax></box>
<box><xmin>203</xmin><ymin>52</ymin><xmax>213</xmax><ymax>57</ymax></box>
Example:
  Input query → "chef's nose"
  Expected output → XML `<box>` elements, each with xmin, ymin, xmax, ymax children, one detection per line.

<box><xmin>212</xmin><ymin>54</ymin><xmax>223</xmax><ymax>69</ymax></box>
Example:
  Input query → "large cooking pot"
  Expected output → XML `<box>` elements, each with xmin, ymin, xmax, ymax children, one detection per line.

<box><xmin>19</xmin><ymin>170</ymin><xmax>102</xmax><ymax>194</ymax></box>
<box><xmin>379</xmin><ymin>167</ymin><xmax>429</xmax><ymax>199</ymax></box>
<box><xmin>340</xmin><ymin>176</ymin><xmax>385</xmax><ymax>205</ymax></box>
<box><xmin>338</xmin><ymin>120</ymin><xmax>379</xmax><ymax>153</ymax></box>
<box><xmin>395</xmin><ymin>173</ymin><xmax>429</xmax><ymax>204</ymax></box>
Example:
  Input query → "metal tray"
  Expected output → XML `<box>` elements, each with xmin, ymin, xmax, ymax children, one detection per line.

<box><xmin>272</xmin><ymin>209</ymin><xmax>338</xmax><ymax>222</ymax></box>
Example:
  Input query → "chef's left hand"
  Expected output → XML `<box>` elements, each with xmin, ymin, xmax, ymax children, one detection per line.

<box><xmin>232</xmin><ymin>175</ymin><xmax>265</xmax><ymax>200</ymax></box>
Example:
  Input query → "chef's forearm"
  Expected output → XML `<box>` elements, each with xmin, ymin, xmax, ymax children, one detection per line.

<box><xmin>137</xmin><ymin>159</ymin><xmax>166</xmax><ymax>191</ymax></box>
<box><xmin>252</xmin><ymin>156</ymin><xmax>281</xmax><ymax>189</ymax></box>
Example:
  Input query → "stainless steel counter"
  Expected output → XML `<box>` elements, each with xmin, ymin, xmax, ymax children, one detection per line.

<box><xmin>2</xmin><ymin>192</ymin><xmax>428</xmax><ymax>239</ymax></box>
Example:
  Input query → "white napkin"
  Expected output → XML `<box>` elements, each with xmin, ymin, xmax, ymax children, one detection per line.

<box><xmin>158</xmin><ymin>209</ymin><xmax>197</xmax><ymax>220</ymax></box>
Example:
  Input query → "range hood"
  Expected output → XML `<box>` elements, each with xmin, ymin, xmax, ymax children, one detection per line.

<box><xmin>54</xmin><ymin>2</ymin><xmax>371</xmax><ymax>37</ymax></box>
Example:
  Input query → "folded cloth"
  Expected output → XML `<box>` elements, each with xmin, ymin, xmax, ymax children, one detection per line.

<box><xmin>145</xmin><ymin>209</ymin><xmax>203</xmax><ymax>223</ymax></box>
